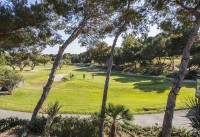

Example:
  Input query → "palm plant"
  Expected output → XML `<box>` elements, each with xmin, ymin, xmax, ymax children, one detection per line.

<box><xmin>43</xmin><ymin>101</ymin><xmax>62</xmax><ymax>137</ymax></box>
<box><xmin>105</xmin><ymin>103</ymin><xmax>133</xmax><ymax>137</ymax></box>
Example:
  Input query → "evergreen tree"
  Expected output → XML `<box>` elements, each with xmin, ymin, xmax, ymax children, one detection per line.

<box><xmin>147</xmin><ymin>0</ymin><xmax>200</xmax><ymax>136</ymax></box>
<box><xmin>0</xmin><ymin>0</ymin><xmax>63</xmax><ymax>52</ymax></box>
<box><xmin>31</xmin><ymin>0</ymin><xmax>114</xmax><ymax>123</ymax></box>
<box><xmin>99</xmin><ymin>0</ymin><xmax>147</xmax><ymax>136</ymax></box>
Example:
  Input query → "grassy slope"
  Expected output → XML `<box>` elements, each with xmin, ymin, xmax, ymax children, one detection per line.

<box><xmin>0</xmin><ymin>64</ymin><xmax>195</xmax><ymax>114</ymax></box>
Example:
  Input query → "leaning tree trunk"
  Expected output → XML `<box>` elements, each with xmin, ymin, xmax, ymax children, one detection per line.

<box><xmin>161</xmin><ymin>17</ymin><xmax>200</xmax><ymax>137</ymax></box>
<box><xmin>30</xmin><ymin>5</ymin><xmax>88</xmax><ymax>122</ymax></box>
<box><xmin>99</xmin><ymin>24</ymin><xmax>126</xmax><ymax>137</ymax></box>
<box><xmin>30</xmin><ymin>30</ymin><xmax>84</xmax><ymax>122</ymax></box>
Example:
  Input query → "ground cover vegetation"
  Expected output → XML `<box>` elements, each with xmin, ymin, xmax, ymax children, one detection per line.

<box><xmin>146</xmin><ymin>1</ymin><xmax>200</xmax><ymax>136</ymax></box>
<box><xmin>0</xmin><ymin>115</ymin><xmax>196</xmax><ymax>137</ymax></box>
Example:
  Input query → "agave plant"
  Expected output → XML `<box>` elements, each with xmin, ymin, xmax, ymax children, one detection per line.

<box><xmin>43</xmin><ymin>101</ymin><xmax>62</xmax><ymax>137</ymax></box>
<box><xmin>184</xmin><ymin>97</ymin><xmax>200</xmax><ymax>135</ymax></box>
<box><xmin>105</xmin><ymin>103</ymin><xmax>133</xmax><ymax>137</ymax></box>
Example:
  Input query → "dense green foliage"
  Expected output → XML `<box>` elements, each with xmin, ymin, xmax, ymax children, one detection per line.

<box><xmin>104</xmin><ymin>103</ymin><xmax>133</xmax><ymax>137</ymax></box>
<box><xmin>0</xmin><ymin>116</ymin><xmax>196</xmax><ymax>137</ymax></box>
<box><xmin>0</xmin><ymin>68</ymin><xmax>23</xmax><ymax>93</ymax></box>
<box><xmin>0</xmin><ymin>54</ymin><xmax>6</xmax><ymax>66</ymax></box>
<box><xmin>124</xmin><ymin>124</ymin><xmax>196</xmax><ymax>137</ymax></box>
<box><xmin>0</xmin><ymin>0</ymin><xmax>63</xmax><ymax>51</ymax></box>
<box><xmin>90</xmin><ymin>41</ymin><xmax>110</xmax><ymax>66</ymax></box>
<box><xmin>0</xmin><ymin>117</ymin><xmax>28</xmax><ymax>133</ymax></box>
<box><xmin>183</xmin><ymin>97</ymin><xmax>200</xmax><ymax>133</ymax></box>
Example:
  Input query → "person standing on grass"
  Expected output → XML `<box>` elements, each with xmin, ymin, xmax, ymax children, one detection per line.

<box><xmin>70</xmin><ymin>73</ymin><xmax>72</xmax><ymax>80</ymax></box>
<box><xmin>92</xmin><ymin>73</ymin><xmax>94</xmax><ymax>80</ymax></box>
<box><xmin>83</xmin><ymin>74</ymin><xmax>85</xmax><ymax>79</ymax></box>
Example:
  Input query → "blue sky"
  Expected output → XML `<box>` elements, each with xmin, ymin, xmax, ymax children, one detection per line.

<box><xmin>42</xmin><ymin>25</ymin><xmax>160</xmax><ymax>55</ymax></box>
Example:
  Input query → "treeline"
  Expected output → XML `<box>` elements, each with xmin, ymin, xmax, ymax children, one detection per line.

<box><xmin>3</xmin><ymin>30</ymin><xmax>200</xmax><ymax>74</ymax></box>
<box><xmin>2</xmin><ymin>52</ymin><xmax>51</xmax><ymax>71</ymax></box>
<box><xmin>74</xmin><ymin>31</ymin><xmax>200</xmax><ymax>75</ymax></box>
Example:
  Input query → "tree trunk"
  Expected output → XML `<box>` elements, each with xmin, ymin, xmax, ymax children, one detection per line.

<box><xmin>161</xmin><ymin>57</ymin><xmax>166</xmax><ymax>73</ymax></box>
<box><xmin>134</xmin><ymin>62</ymin><xmax>137</xmax><ymax>70</ymax></box>
<box><xmin>110</xmin><ymin>122</ymin><xmax>116</xmax><ymax>137</ymax></box>
<box><xmin>171</xmin><ymin>57</ymin><xmax>174</xmax><ymax>71</ymax></box>
<box><xmin>30</xmin><ymin>25</ymin><xmax>88</xmax><ymax>124</ymax></box>
<box><xmin>30</xmin><ymin>3</ymin><xmax>89</xmax><ymax>123</ymax></box>
<box><xmin>45</xmin><ymin>118</ymin><xmax>53</xmax><ymax>137</ymax></box>
<box><xmin>30</xmin><ymin>36</ymin><xmax>81</xmax><ymax>122</ymax></box>
<box><xmin>99</xmin><ymin>24</ymin><xmax>125</xmax><ymax>137</ymax></box>
<box><xmin>161</xmin><ymin>17</ymin><xmax>200</xmax><ymax>137</ymax></box>
<box><xmin>20</xmin><ymin>67</ymin><xmax>23</xmax><ymax>71</ymax></box>
<box><xmin>31</xmin><ymin>65</ymin><xmax>35</xmax><ymax>70</ymax></box>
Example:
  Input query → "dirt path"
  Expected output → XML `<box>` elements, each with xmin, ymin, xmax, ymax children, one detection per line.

<box><xmin>0</xmin><ymin>109</ymin><xmax>192</xmax><ymax>129</ymax></box>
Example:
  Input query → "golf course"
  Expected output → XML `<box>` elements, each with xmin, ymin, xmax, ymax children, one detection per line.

<box><xmin>0</xmin><ymin>64</ymin><xmax>195</xmax><ymax>114</ymax></box>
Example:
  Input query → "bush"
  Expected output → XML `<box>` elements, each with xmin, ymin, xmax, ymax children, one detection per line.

<box><xmin>27</xmin><ymin>116</ymin><xmax>99</xmax><ymax>136</ymax></box>
<box><xmin>28</xmin><ymin>116</ymin><xmax>47</xmax><ymax>135</ymax></box>
<box><xmin>50</xmin><ymin>116</ymin><xmax>99</xmax><ymax>137</ymax></box>
<box><xmin>166</xmin><ymin>72</ymin><xmax>178</xmax><ymax>78</ymax></box>
<box><xmin>0</xmin><ymin>116</ymin><xmax>196</xmax><ymax>137</ymax></box>
<box><xmin>122</xmin><ymin>123</ymin><xmax>195</xmax><ymax>137</ymax></box>
<box><xmin>184</xmin><ymin>70</ymin><xmax>197</xmax><ymax>80</ymax></box>
<box><xmin>0</xmin><ymin>117</ymin><xmax>28</xmax><ymax>132</ymax></box>
<box><xmin>0</xmin><ymin>68</ymin><xmax>23</xmax><ymax>93</ymax></box>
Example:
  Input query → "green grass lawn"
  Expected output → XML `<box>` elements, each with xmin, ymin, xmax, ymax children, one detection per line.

<box><xmin>0</xmin><ymin>64</ymin><xmax>195</xmax><ymax>114</ymax></box>
<box><xmin>162</xmin><ymin>58</ymin><xmax>182</xmax><ymax>64</ymax></box>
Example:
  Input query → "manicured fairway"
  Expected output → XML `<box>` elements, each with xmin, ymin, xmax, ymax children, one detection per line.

<box><xmin>0</xmin><ymin>64</ymin><xmax>195</xmax><ymax>114</ymax></box>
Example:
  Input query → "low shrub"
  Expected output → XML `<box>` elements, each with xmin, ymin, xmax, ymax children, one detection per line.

<box><xmin>27</xmin><ymin>116</ymin><xmax>47</xmax><ymax>135</ymax></box>
<box><xmin>184</xmin><ymin>70</ymin><xmax>197</xmax><ymax>80</ymax></box>
<box><xmin>0</xmin><ymin>68</ymin><xmax>23</xmax><ymax>93</ymax></box>
<box><xmin>0</xmin><ymin>116</ymin><xmax>197</xmax><ymax>137</ymax></box>
<box><xmin>50</xmin><ymin>116</ymin><xmax>99</xmax><ymax>137</ymax></box>
<box><xmin>166</xmin><ymin>72</ymin><xmax>178</xmax><ymax>78</ymax></box>
<box><xmin>0</xmin><ymin>117</ymin><xmax>28</xmax><ymax>132</ymax></box>
<box><xmin>122</xmin><ymin>123</ymin><xmax>195</xmax><ymax>137</ymax></box>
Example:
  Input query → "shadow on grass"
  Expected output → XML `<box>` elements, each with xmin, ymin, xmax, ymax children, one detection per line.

<box><xmin>74</xmin><ymin>65</ymin><xmax>106</xmax><ymax>73</ymax></box>
<box><xmin>73</xmin><ymin>65</ymin><xmax>195</xmax><ymax>93</ymax></box>
<box><xmin>0</xmin><ymin>91</ymin><xmax>11</xmax><ymax>96</ymax></box>
<box><xmin>74</xmin><ymin>67</ymin><xmax>92</xmax><ymax>72</ymax></box>
<box><xmin>95</xmin><ymin>72</ymin><xmax>195</xmax><ymax>93</ymax></box>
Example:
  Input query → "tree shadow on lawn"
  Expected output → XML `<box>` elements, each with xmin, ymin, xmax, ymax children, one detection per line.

<box><xmin>133</xmin><ymin>81</ymin><xmax>194</xmax><ymax>93</ymax></box>
<box><xmin>74</xmin><ymin>65</ymin><xmax>106</xmax><ymax>72</ymax></box>
<box><xmin>95</xmin><ymin>72</ymin><xmax>195</xmax><ymax>93</ymax></box>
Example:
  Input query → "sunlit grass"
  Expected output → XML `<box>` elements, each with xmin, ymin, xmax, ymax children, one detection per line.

<box><xmin>0</xmin><ymin>64</ymin><xmax>195</xmax><ymax>114</ymax></box>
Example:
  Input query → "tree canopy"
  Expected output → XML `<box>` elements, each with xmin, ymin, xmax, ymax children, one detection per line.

<box><xmin>0</xmin><ymin>0</ymin><xmax>63</xmax><ymax>51</ymax></box>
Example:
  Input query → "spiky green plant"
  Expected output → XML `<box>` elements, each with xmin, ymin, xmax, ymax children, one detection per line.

<box><xmin>105</xmin><ymin>103</ymin><xmax>133</xmax><ymax>137</ymax></box>
<box><xmin>43</xmin><ymin>101</ymin><xmax>62</xmax><ymax>137</ymax></box>
<box><xmin>183</xmin><ymin>97</ymin><xmax>200</xmax><ymax>135</ymax></box>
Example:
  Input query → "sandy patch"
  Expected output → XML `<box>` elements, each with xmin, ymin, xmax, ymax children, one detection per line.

<box><xmin>54</xmin><ymin>74</ymin><xmax>68</xmax><ymax>82</ymax></box>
